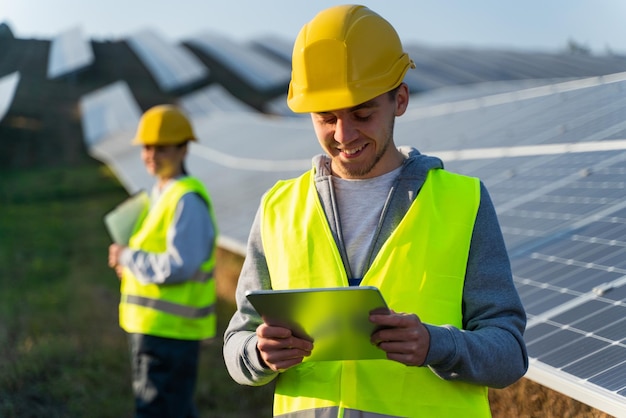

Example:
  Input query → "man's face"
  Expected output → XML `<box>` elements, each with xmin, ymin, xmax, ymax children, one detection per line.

<box><xmin>141</xmin><ymin>144</ymin><xmax>186</xmax><ymax>179</ymax></box>
<box><xmin>310</xmin><ymin>84</ymin><xmax>409</xmax><ymax>179</ymax></box>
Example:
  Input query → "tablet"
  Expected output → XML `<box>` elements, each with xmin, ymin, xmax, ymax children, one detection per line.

<box><xmin>104</xmin><ymin>190</ymin><xmax>149</xmax><ymax>244</ymax></box>
<box><xmin>245</xmin><ymin>286</ymin><xmax>389</xmax><ymax>362</ymax></box>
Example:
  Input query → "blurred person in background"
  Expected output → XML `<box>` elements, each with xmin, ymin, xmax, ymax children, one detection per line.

<box><xmin>108</xmin><ymin>105</ymin><xmax>217</xmax><ymax>418</ymax></box>
<box><xmin>223</xmin><ymin>4</ymin><xmax>527</xmax><ymax>417</ymax></box>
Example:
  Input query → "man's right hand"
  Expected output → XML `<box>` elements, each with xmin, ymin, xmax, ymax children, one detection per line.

<box><xmin>256</xmin><ymin>322</ymin><xmax>313</xmax><ymax>372</ymax></box>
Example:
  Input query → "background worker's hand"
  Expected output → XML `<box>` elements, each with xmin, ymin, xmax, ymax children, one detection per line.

<box><xmin>114</xmin><ymin>265</ymin><xmax>124</xmax><ymax>280</ymax></box>
<box><xmin>369</xmin><ymin>310</ymin><xmax>431</xmax><ymax>366</ymax></box>
<box><xmin>255</xmin><ymin>322</ymin><xmax>313</xmax><ymax>372</ymax></box>
<box><xmin>108</xmin><ymin>243</ymin><xmax>126</xmax><ymax>268</ymax></box>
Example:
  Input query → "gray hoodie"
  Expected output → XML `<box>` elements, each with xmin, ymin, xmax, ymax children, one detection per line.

<box><xmin>223</xmin><ymin>146</ymin><xmax>528</xmax><ymax>389</ymax></box>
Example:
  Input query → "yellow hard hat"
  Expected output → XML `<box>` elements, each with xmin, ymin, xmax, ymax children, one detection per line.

<box><xmin>132</xmin><ymin>105</ymin><xmax>196</xmax><ymax>146</ymax></box>
<box><xmin>287</xmin><ymin>4</ymin><xmax>415</xmax><ymax>113</ymax></box>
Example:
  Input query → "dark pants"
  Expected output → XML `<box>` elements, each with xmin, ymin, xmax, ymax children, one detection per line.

<box><xmin>128</xmin><ymin>333</ymin><xmax>200</xmax><ymax>418</ymax></box>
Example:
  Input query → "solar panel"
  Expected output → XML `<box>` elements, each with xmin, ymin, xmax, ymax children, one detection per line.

<box><xmin>78</xmin><ymin>80</ymin><xmax>142</xmax><ymax>147</ymax></box>
<box><xmin>420</xmin><ymin>76</ymin><xmax>626</xmax><ymax>417</ymax></box>
<box><xmin>46</xmin><ymin>26</ymin><xmax>94</xmax><ymax>79</ymax></box>
<box><xmin>185</xmin><ymin>32</ymin><xmax>291</xmax><ymax>92</ymax></box>
<box><xmin>0</xmin><ymin>71</ymin><xmax>20</xmax><ymax>122</ymax></box>
<box><xmin>177</xmin><ymin>84</ymin><xmax>257</xmax><ymax>117</ymax></box>
<box><xmin>126</xmin><ymin>28</ymin><xmax>209</xmax><ymax>92</ymax></box>
<box><xmin>404</xmin><ymin>45</ymin><xmax>626</xmax><ymax>91</ymax></box>
<box><xmin>250</xmin><ymin>35</ymin><xmax>293</xmax><ymax>63</ymax></box>
<box><xmin>262</xmin><ymin>94</ymin><xmax>311</xmax><ymax>117</ymax></box>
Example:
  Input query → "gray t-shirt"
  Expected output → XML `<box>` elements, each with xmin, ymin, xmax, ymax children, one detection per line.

<box><xmin>332</xmin><ymin>166</ymin><xmax>402</xmax><ymax>280</ymax></box>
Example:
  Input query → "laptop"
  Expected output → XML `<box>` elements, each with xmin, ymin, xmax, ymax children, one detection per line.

<box><xmin>245</xmin><ymin>286</ymin><xmax>389</xmax><ymax>362</ymax></box>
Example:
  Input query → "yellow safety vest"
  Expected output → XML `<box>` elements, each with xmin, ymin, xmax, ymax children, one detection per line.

<box><xmin>261</xmin><ymin>168</ymin><xmax>491</xmax><ymax>418</ymax></box>
<box><xmin>119</xmin><ymin>177</ymin><xmax>217</xmax><ymax>341</ymax></box>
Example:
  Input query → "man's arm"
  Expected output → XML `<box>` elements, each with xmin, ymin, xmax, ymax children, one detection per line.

<box><xmin>222</xmin><ymin>207</ymin><xmax>280</xmax><ymax>386</ymax></box>
<box><xmin>119</xmin><ymin>193</ymin><xmax>214</xmax><ymax>284</ymax></box>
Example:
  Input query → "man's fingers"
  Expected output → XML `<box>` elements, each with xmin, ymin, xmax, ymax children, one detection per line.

<box><xmin>370</xmin><ymin>312</ymin><xmax>420</xmax><ymax>327</ymax></box>
<box><xmin>257</xmin><ymin>323</ymin><xmax>314</xmax><ymax>351</ymax></box>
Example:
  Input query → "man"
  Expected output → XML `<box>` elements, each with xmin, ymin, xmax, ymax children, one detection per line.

<box><xmin>108</xmin><ymin>105</ymin><xmax>217</xmax><ymax>417</ymax></box>
<box><xmin>223</xmin><ymin>5</ymin><xmax>527</xmax><ymax>417</ymax></box>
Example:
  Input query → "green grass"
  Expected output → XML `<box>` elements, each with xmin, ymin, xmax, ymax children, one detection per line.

<box><xmin>0</xmin><ymin>161</ymin><xmax>273</xmax><ymax>417</ymax></box>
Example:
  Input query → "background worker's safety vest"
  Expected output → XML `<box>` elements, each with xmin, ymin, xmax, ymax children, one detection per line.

<box><xmin>261</xmin><ymin>168</ymin><xmax>492</xmax><ymax>418</ymax></box>
<box><xmin>120</xmin><ymin>177</ymin><xmax>217</xmax><ymax>341</ymax></box>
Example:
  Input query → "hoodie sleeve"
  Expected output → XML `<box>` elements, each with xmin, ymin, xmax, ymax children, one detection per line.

<box><xmin>423</xmin><ymin>182</ymin><xmax>529</xmax><ymax>388</ymax></box>
<box><xmin>223</xmin><ymin>205</ymin><xmax>279</xmax><ymax>386</ymax></box>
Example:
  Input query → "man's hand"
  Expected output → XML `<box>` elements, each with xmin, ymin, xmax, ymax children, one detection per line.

<box><xmin>108</xmin><ymin>244</ymin><xmax>127</xmax><ymax>280</ymax></box>
<box><xmin>256</xmin><ymin>322</ymin><xmax>313</xmax><ymax>372</ymax></box>
<box><xmin>370</xmin><ymin>310</ymin><xmax>430</xmax><ymax>366</ymax></box>
<box><xmin>108</xmin><ymin>243</ymin><xmax>125</xmax><ymax>268</ymax></box>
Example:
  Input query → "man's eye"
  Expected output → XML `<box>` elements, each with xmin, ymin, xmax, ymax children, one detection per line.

<box><xmin>354</xmin><ymin>113</ymin><xmax>371</xmax><ymax>121</ymax></box>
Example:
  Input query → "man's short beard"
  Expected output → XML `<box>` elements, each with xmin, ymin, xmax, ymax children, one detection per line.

<box><xmin>338</xmin><ymin>118</ymin><xmax>395</xmax><ymax>178</ymax></box>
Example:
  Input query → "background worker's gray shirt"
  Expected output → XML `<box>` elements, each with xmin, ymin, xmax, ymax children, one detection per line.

<box><xmin>119</xmin><ymin>186</ymin><xmax>215</xmax><ymax>285</ymax></box>
<box><xmin>223</xmin><ymin>147</ymin><xmax>528</xmax><ymax>389</ymax></box>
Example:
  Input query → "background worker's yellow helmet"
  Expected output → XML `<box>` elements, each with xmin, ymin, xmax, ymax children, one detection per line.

<box><xmin>287</xmin><ymin>4</ymin><xmax>415</xmax><ymax>113</ymax></box>
<box><xmin>132</xmin><ymin>105</ymin><xmax>196</xmax><ymax>146</ymax></box>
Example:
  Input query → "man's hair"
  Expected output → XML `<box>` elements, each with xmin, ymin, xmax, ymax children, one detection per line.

<box><xmin>387</xmin><ymin>85</ymin><xmax>402</xmax><ymax>101</ymax></box>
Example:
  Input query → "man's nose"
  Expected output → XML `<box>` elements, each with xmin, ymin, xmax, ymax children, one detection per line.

<box><xmin>334</xmin><ymin>117</ymin><xmax>358</xmax><ymax>144</ymax></box>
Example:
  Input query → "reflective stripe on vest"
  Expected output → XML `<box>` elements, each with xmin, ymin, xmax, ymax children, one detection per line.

<box><xmin>122</xmin><ymin>294</ymin><xmax>215</xmax><ymax>319</ymax></box>
<box><xmin>261</xmin><ymin>168</ymin><xmax>491</xmax><ymax>418</ymax></box>
<box><xmin>119</xmin><ymin>176</ymin><xmax>218</xmax><ymax>340</ymax></box>
<box><xmin>275</xmin><ymin>407</ymin><xmax>399</xmax><ymax>418</ymax></box>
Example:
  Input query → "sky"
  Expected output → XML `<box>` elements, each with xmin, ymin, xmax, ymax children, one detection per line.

<box><xmin>1</xmin><ymin>0</ymin><xmax>626</xmax><ymax>55</ymax></box>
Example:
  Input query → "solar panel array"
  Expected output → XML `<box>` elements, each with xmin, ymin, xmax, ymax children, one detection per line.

<box><xmin>403</xmin><ymin>44</ymin><xmax>626</xmax><ymax>92</ymax></box>
<box><xmin>4</xmin><ymin>23</ymin><xmax>626</xmax><ymax>416</ymax></box>
<box><xmin>410</xmin><ymin>74</ymin><xmax>626</xmax><ymax>417</ymax></box>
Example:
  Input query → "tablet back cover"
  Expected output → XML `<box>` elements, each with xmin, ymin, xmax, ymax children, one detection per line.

<box><xmin>246</xmin><ymin>286</ymin><xmax>388</xmax><ymax>362</ymax></box>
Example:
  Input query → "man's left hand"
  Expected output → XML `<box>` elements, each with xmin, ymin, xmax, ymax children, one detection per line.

<box><xmin>369</xmin><ymin>310</ymin><xmax>430</xmax><ymax>366</ymax></box>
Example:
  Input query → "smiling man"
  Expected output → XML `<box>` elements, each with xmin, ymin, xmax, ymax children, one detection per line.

<box><xmin>223</xmin><ymin>5</ymin><xmax>528</xmax><ymax>418</ymax></box>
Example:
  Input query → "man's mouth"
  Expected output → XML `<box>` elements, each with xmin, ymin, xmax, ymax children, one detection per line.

<box><xmin>341</xmin><ymin>144</ymin><xmax>366</xmax><ymax>157</ymax></box>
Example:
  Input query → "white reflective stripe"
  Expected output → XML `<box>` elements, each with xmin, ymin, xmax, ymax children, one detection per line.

<box><xmin>344</xmin><ymin>409</ymin><xmax>402</xmax><ymax>418</ymax></box>
<box><xmin>275</xmin><ymin>407</ymin><xmax>337</xmax><ymax>418</ymax></box>
<box><xmin>275</xmin><ymin>407</ymin><xmax>401</xmax><ymax>418</ymax></box>
<box><xmin>123</xmin><ymin>295</ymin><xmax>214</xmax><ymax>319</ymax></box>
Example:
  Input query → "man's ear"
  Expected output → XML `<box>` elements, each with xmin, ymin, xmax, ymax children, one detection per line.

<box><xmin>395</xmin><ymin>83</ymin><xmax>410</xmax><ymax>117</ymax></box>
